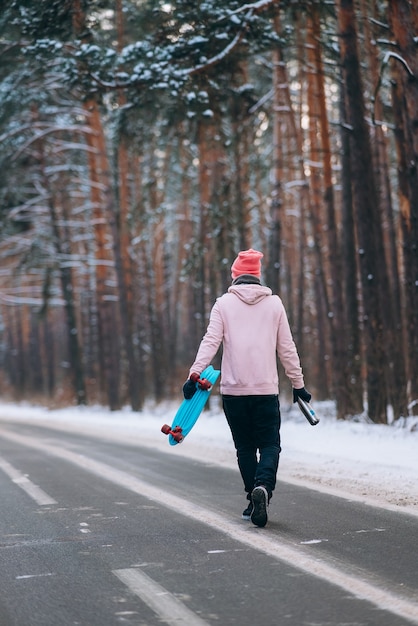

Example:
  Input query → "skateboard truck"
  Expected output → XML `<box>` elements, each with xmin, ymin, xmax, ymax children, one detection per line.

<box><xmin>190</xmin><ymin>372</ymin><xmax>212</xmax><ymax>391</ymax></box>
<box><xmin>161</xmin><ymin>424</ymin><xmax>184</xmax><ymax>443</ymax></box>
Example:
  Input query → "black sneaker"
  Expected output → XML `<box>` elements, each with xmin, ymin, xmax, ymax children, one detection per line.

<box><xmin>250</xmin><ymin>486</ymin><xmax>268</xmax><ymax>527</ymax></box>
<box><xmin>242</xmin><ymin>500</ymin><xmax>253</xmax><ymax>520</ymax></box>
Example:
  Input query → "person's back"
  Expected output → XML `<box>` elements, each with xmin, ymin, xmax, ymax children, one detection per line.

<box><xmin>183</xmin><ymin>248</ymin><xmax>311</xmax><ymax>527</ymax></box>
<box><xmin>216</xmin><ymin>284</ymin><xmax>301</xmax><ymax>395</ymax></box>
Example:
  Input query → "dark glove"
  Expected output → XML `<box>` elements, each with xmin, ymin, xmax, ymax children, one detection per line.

<box><xmin>183</xmin><ymin>372</ymin><xmax>212</xmax><ymax>399</ymax></box>
<box><xmin>183</xmin><ymin>377</ymin><xmax>197</xmax><ymax>400</ymax></box>
<box><xmin>293</xmin><ymin>387</ymin><xmax>312</xmax><ymax>403</ymax></box>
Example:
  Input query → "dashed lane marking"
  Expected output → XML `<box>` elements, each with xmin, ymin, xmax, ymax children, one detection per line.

<box><xmin>0</xmin><ymin>455</ymin><xmax>57</xmax><ymax>506</ymax></box>
<box><xmin>113</xmin><ymin>568</ymin><xmax>209</xmax><ymax>626</ymax></box>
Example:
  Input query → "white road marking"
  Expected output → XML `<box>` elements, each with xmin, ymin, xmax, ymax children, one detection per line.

<box><xmin>207</xmin><ymin>549</ymin><xmax>227</xmax><ymax>553</ymax></box>
<box><xmin>1</xmin><ymin>429</ymin><xmax>418</xmax><ymax>626</ymax></box>
<box><xmin>113</xmin><ymin>568</ymin><xmax>209</xmax><ymax>626</ymax></box>
<box><xmin>16</xmin><ymin>573</ymin><xmax>54</xmax><ymax>580</ymax></box>
<box><xmin>0</xmin><ymin>455</ymin><xmax>57</xmax><ymax>506</ymax></box>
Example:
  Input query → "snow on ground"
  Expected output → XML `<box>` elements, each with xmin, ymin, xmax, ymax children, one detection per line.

<box><xmin>0</xmin><ymin>397</ymin><xmax>417</xmax><ymax>517</ymax></box>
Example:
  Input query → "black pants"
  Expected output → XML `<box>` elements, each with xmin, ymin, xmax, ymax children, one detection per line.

<box><xmin>222</xmin><ymin>394</ymin><xmax>281</xmax><ymax>499</ymax></box>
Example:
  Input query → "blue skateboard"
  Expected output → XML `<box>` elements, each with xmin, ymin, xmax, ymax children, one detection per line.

<box><xmin>161</xmin><ymin>365</ymin><xmax>220</xmax><ymax>445</ymax></box>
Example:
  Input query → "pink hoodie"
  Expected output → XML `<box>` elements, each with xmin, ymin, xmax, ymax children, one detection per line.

<box><xmin>189</xmin><ymin>284</ymin><xmax>305</xmax><ymax>395</ymax></box>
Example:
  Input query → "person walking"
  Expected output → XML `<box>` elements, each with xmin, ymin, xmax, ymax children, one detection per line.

<box><xmin>183</xmin><ymin>249</ymin><xmax>311</xmax><ymax>527</ymax></box>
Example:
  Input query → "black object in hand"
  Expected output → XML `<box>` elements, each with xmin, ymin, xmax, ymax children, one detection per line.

<box><xmin>293</xmin><ymin>387</ymin><xmax>312</xmax><ymax>403</ymax></box>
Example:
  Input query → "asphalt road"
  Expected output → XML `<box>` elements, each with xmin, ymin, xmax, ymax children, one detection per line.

<box><xmin>0</xmin><ymin>420</ymin><xmax>417</xmax><ymax>626</ymax></box>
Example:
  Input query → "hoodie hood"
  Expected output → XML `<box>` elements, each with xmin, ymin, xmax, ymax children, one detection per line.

<box><xmin>228</xmin><ymin>283</ymin><xmax>272</xmax><ymax>305</ymax></box>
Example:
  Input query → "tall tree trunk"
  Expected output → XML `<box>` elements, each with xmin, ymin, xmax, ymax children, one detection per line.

<box><xmin>267</xmin><ymin>14</ymin><xmax>285</xmax><ymax>294</ymax></box>
<box><xmin>112</xmin><ymin>0</ymin><xmax>142</xmax><ymax>410</ymax></box>
<box><xmin>148</xmin><ymin>140</ymin><xmax>173</xmax><ymax>400</ymax></box>
<box><xmin>306</xmin><ymin>14</ymin><xmax>333</xmax><ymax>400</ymax></box>
<box><xmin>34</xmin><ymin>118</ymin><xmax>86</xmax><ymax>405</ymax></box>
<box><xmin>272</xmin><ymin>7</ymin><xmax>323</xmax><ymax>392</ymax></box>
<box><xmin>359</xmin><ymin>0</ymin><xmax>408</xmax><ymax>420</ymax></box>
<box><xmin>43</xmin><ymin>312</ymin><xmax>55</xmax><ymax>398</ymax></box>
<box><xmin>336</xmin><ymin>0</ymin><xmax>387</xmax><ymax>423</ymax></box>
<box><xmin>88</xmin><ymin>103</ymin><xmax>121</xmax><ymax>410</ymax></box>
<box><xmin>232</xmin><ymin>62</ymin><xmax>252</xmax><ymax>251</ymax></box>
<box><xmin>41</xmin><ymin>247</ymin><xmax>83</xmax><ymax>405</ymax></box>
<box><xmin>196</xmin><ymin>117</ymin><xmax>223</xmax><ymax>332</ymax></box>
<box><xmin>339</xmin><ymin>79</ymin><xmax>363</xmax><ymax>415</ymax></box>
<box><xmin>308</xmin><ymin>7</ymin><xmax>349</xmax><ymax>418</ymax></box>
<box><xmin>171</xmin><ymin>129</ymin><xmax>194</xmax><ymax>379</ymax></box>
<box><xmin>72</xmin><ymin>0</ymin><xmax>121</xmax><ymax>409</ymax></box>
<box><xmin>7</xmin><ymin>304</ymin><xmax>26</xmax><ymax>397</ymax></box>
<box><xmin>388</xmin><ymin>0</ymin><xmax>418</xmax><ymax>415</ymax></box>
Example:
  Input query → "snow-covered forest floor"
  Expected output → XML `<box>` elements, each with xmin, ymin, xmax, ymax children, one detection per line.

<box><xmin>0</xmin><ymin>397</ymin><xmax>417</xmax><ymax>517</ymax></box>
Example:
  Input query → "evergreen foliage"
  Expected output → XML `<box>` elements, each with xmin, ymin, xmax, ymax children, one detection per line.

<box><xmin>0</xmin><ymin>0</ymin><xmax>417</xmax><ymax>422</ymax></box>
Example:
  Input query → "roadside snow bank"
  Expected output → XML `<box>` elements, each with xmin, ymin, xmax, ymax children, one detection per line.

<box><xmin>0</xmin><ymin>398</ymin><xmax>417</xmax><ymax>516</ymax></box>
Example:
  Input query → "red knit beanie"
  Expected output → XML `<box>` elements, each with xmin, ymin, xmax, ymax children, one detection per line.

<box><xmin>231</xmin><ymin>248</ymin><xmax>264</xmax><ymax>279</ymax></box>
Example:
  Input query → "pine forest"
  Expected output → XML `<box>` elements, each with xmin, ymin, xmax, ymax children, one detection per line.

<box><xmin>0</xmin><ymin>0</ymin><xmax>417</xmax><ymax>424</ymax></box>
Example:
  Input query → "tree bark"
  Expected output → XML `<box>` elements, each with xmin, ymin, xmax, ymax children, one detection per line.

<box><xmin>339</xmin><ymin>79</ymin><xmax>363</xmax><ymax>415</ymax></box>
<box><xmin>336</xmin><ymin>0</ymin><xmax>387</xmax><ymax>423</ymax></box>
<box><xmin>267</xmin><ymin>13</ymin><xmax>286</xmax><ymax>294</ymax></box>
<box><xmin>72</xmin><ymin>0</ymin><xmax>121</xmax><ymax>409</ymax></box>
<box><xmin>113</xmin><ymin>0</ymin><xmax>143</xmax><ymax>410</ymax></box>
<box><xmin>308</xmin><ymin>7</ymin><xmax>349</xmax><ymax>418</ymax></box>
<box><xmin>388</xmin><ymin>0</ymin><xmax>418</xmax><ymax>415</ymax></box>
